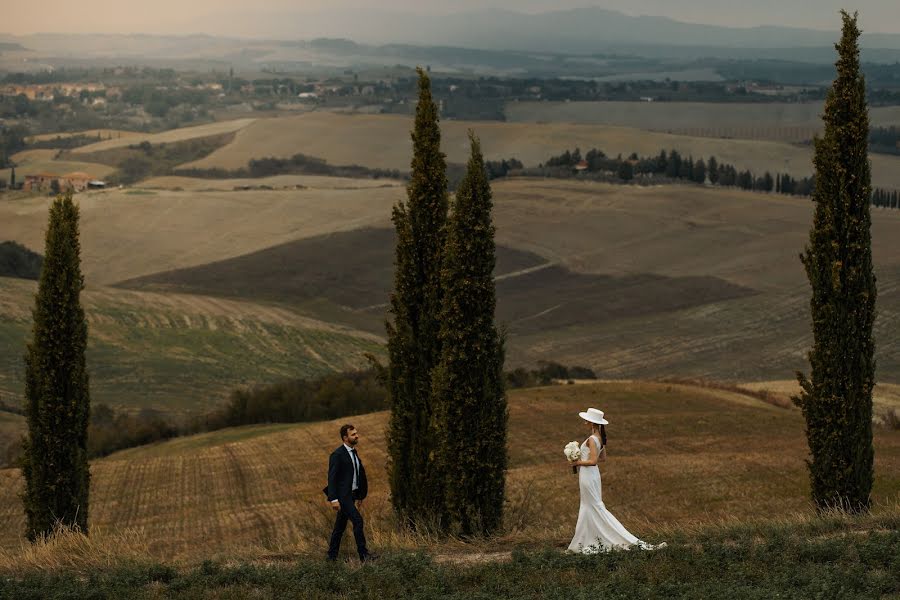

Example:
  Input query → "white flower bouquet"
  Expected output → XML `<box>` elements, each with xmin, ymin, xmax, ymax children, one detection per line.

<box><xmin>564</xmin><ymin>441</ymin><xmax>581</xmax><ymax>474</ymax></box>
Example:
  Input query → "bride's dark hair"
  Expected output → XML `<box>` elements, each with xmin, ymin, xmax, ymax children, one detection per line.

<box><xmin>592</xmin><ymin>423</ymin><xmax>608</xmax><ymax>447</ymax></box>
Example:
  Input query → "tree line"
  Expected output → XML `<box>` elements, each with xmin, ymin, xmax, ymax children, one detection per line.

<box><xmin>494</xmin><ymin>146</ymin><xmax>900</xmax><ymax>210</ymax></box>
<box><xmin>0</xmin><ymin>359</ymin><xmax>594</xmax><ymax>469</ymax></box>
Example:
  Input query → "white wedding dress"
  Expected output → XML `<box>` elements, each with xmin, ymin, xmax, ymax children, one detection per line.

<box><xmin>568</xmin><ymin>434</ymin><xmax>662</xmax><ymax>553</ymax></box>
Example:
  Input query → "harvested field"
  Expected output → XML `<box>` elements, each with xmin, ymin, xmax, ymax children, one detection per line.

<box><xmin>123</xmin><ymin>226</ymin><xmax>755</xmax><ymax>334</ymax></box>
<box><xmin>740</xmin><ymin>380</ymin><xmax>900</xmax><ymax>416</ymax></box>
<box><xmin>505</xmin><ymin>101</ymin><xmax>900</xmax><ymax>142</ymax></box>
<box><xmin>179</xmin><ymin>112</ymin><xmax>900</xmax><ymax>190</ymax></box>
<box><xmin>0</xmin><ymin>159</ymin><xmax>116</xmax><ymax>182</ymax></box>
<box><xmin>71</xmin><ymin>119</ymin><xmax>256</xmax><ymax>154</ymax></box>
<box><xmin>27</xmin><ymin>129</ymin><xmax>141</xmax><ymax>143</ymax></box>
<box><xmin>0</xmin><ymin>186</ymin><xmax>400</xmax><ymax>286</ymax></box>
<box><xmin>0</xmin><ymin>381</ymin><xmax>896</xmax><ymax>559</ymax></box>
<box><xmin>117</xmin><ymin>178</ymin><xmax>900</xmax><ymax>382</ymax></box>
<box><xmin>140</xmin><ymin>174</ymin><xmax>404</xmax><ymax>191</ymax></box>
<box><xmin>0</xmin><ymin>277</ymin><xmax>382</xmax><ymax>412</ymax></box>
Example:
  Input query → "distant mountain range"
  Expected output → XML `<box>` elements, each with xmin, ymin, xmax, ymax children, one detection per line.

<box><xmin>186</xmin><ymin>7</ymin><xmax>900</xmax><ymax>58</ymax></box>
<box><xmin>3</xmin><ymin>7</ymin><xmax>900</xmax><ymax>66</ymax></box>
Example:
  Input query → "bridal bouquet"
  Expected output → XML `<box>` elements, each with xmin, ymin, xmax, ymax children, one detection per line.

<box><xmin>564</xmin><ymin>441</ymin><xmax>581</xmax><ymax>474</ymax></box>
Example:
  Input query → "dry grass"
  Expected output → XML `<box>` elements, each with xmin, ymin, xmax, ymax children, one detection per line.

<box><xmin>0</xmin><ymin>381</ymin><xmax>896</xmax><ymax>566</ymax></box>
<box><xmin>0</xmin><ymin>159</ymin><xmax>116</xmax><ymax>182</ymax></box>
<box><xmin>179</xmin><ymin>112</ymin><xmax>900</xmax><ymax>189</ymax></box>
<box><xmin>0</xmin><ymin>276</ymin><xmax>383</xmax><ymax>411</ymax></box>
<box><xmin>740</xmin><ymin>380</ymin><xmax>900</xmax><ymax>423</ymax></box>
<box><xmin>5</xmin><ymin>178</ymin><xmax>900</xmax><ymax>393</ymax></box>
<box><xmin>27</xmin><ymin>129</ymin><xmax>142</xmax><ymax>143</ymax></box>
<box><xmin>70</xmin><ymin>119</ymin><xmax>256</xmax><ymax>154</ymax></box>
<box><xmin>505</xmin><ymin>101</ymin><xmax>900</xmax><ymax>143</ymax></box>
<box><xmin>0</xmin><ymin>185</ymin><xmax>399</xmax><ymax>286</ymax></box>
<box><xmin>140</xmin><ymin>174</ymin><xmax>404</xmax><ymax>191</ymax></box>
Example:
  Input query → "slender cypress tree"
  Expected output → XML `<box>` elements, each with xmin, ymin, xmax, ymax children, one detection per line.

<box><xmin>386</xmin><ymin>67</ymin><xmax>449</xmax><ymax>527</ymax></box>
<box><xmin>795</xmin><ymin>11</ymin><xmax>876</xmax><ymax>513</ymax></box>
<box><xmin>21</xmin><ymin>192</ymin><xmax>91</xmax><ymax>540</ymax></box>
<box><xmin>10</xmin><ymin>166</ymin><xmax>16</xmax><ymax>189</ymax></box>
<box><xmin>432</xmin><ymin>133</ymin><xmax>507</xmax><ymax>536</ymax></box>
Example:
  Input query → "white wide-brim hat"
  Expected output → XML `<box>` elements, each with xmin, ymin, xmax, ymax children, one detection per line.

<box><xmin>579</xmin><ymin>408</ymin><xmax>609</xmax><ymax>425</ymax></box>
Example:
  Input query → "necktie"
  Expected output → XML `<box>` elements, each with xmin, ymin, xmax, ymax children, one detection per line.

<box><xmin>351</xmin><ymin>449</ymin><xmax>359</xmax><ymax>486</ymax></box>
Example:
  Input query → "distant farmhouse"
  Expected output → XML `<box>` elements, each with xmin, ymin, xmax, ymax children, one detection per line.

<box><xmin>23</xmin><ymin>172</ymin><xmax>104</xmax><ymax>192</ymax></box>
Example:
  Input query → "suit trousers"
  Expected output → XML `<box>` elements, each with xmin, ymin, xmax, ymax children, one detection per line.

<box><xmin>327</xmin><ymin>492</ymin><xmax>368</xmax><ymax>560</ymax></box>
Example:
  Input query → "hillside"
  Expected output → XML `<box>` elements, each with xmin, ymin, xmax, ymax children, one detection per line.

<box><xmin>0</xmin><ymin>185</ymin><xmax>399</xmax><ymax>286</ymax></box>
<box><xmin>4</xmin><ymin>178</ymin><xmax>900</xmax><ymax>411</ymax></box>
<box><xmin>110</xmin><ymin>178</ymin><xmax>900</xmax><ymax>382</ymax></box>
<box><xmin>0</xmin><ymin>381</ymin><xmax>897</xmax><ymax>560</ymax></box>
<box><xmin>505</xmin><ymin>101</ymin><xmax>900</xmax><ymax>143</ymax></box>
<box><xmin>0</xmin><ymin>277</ymin><xmax>382</xmax><ymax>412</ymax></box>
<box><xmin>179</xmin><ymin>112</ymin><xmax>900</xmax><ymax>190</ymax></box>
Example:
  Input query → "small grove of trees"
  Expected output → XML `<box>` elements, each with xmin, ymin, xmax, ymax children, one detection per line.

<box><xmin>174</xmin><ymin>153</ymin><xmax>403</xmax><ymax>181</ymax></box>
<box><xmin>0</xmin><ymin>241</ymin><xmax>43</xmax><ymax>279</ymax></box>
<box><xmin>505</xmin><ymin>361</ymin><xmax>597</xmax><ymax>388</ymax></box>
<box><xmin>870</xmin><ymin>125</ymin><xmax>900</xmax><ymax>156</ymax></box>
<box><xmin>527</xmin><ymin>146</ymin><xmax>900</xmax><ymax>209</ymax></box>
<box><xmin>0</xmin><ymin>125</ymin><xmax>27</xmax><ymax>169</ymax></box>
<box><xmin>21</xmin><ymin>192</ymin><xmax>91</xmax><ymax>540</ymax></box>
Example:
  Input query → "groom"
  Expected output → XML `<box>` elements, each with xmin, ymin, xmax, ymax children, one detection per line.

<box><xmin>324</xmin><ymin>423</ymin><xmax>375</xmax><ymax>562</ymax></box>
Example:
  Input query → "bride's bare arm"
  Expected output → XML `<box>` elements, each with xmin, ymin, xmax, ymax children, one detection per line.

<box><xmin>576</xmin><ymin>437</ymin><xmax>600</xmax><ymax>466</ymax></box>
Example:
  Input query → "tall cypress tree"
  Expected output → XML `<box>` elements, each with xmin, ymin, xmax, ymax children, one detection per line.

<box><xmin>21</xmin><ymin>192</ymin><xmax>91</xmax><ymax>540</ymax></box>
<box><xmin>432</xmin><ymin>133</ymin><xmax>507</xmax><ymax>536</ymax></box>
<box><xmin>795</xmin><ymin>11</ymin><xmax>876</xmax><ymax>513</ymax></box>
<box><xmin>386</xmin><ymin>67</ymin><xmax>449</xmax><ymax>527</ymax></box>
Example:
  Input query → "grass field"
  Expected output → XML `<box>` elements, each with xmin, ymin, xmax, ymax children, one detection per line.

<box><xmin>27</xmin><ymin>129</ymin><xmax>142</xmax><ymax>143</ymax></box>
<box><xmin>0</xmin><ymin>277</ymin><xmax>382</xmax><ymax>412</ymax></box>
<box><xmin>70</xmin><ymin>119</ymin><xmax>257</xmax><ymax>154</ymax></box>
<box><xmin>0</xmin><ymin>158</ymin><xmax>116</xmax><ymax>182</ymax></box>
<box><xmin>4</xmin><ymin>178</ymin><xmax>900</xmax><ymax>411</ymax></box>
<box><xmin>504</xmin><ymin>101</ymin><xmax>900</xmax><ymax>142</ymax></box>
<box><xmin>140</xmin><ymin>174</ymin><xmax>405</xmax><ymax>191</ymax></box>
<box><xmin>104</xmin><ymin>178</ymin><xmax>900</xmax><ymax>382</ymax></box>
<box><xmin>178</xmin><ymin>112</ymin><xmax>900</xmax><ymax>190</ymax></box>
<box><xmin>0</xmin><ymin>185</ymin><xmax>399</xmax><ymax>286</ymax></box>
<box><xmin>0</xmin><ymin>381</ymin><xmax>896</xmax><ymax>562</ymax></box>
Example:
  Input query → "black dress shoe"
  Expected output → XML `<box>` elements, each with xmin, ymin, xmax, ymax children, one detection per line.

<box><xmin>360</xmin><ymin>553</ymin><xmax>379</xmax><ymax>563</ymax></box>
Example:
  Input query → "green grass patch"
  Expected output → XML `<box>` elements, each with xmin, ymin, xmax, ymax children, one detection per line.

<box><xmin>2</xmin><ymin>517</ymin><xmax>897</xmax><ymax>599</ymax></box>
<box><xmin>0</xmin><ymin>294</ymin><xmax>384</xmax><ymax>413</ymax></box>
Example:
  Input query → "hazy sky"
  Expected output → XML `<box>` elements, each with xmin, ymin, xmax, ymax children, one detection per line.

<box><xmin>4</xmin><ymin>1</ymin><xmax>900</xmax><ymax>37</ymax></box>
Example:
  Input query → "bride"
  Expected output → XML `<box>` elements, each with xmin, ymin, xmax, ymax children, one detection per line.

<box><xmin>567</xmin><ymin>408</ymin><xmax>664</xmax><ymax>553</ymax></box>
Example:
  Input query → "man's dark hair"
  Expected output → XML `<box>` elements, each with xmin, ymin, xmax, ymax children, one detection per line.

<box><xmin>340</xmin><ymin>424</ymin><xmax>355</xmax><ymax>440</ymax></box>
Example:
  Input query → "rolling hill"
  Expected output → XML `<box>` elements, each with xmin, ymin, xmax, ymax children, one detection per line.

<box><xmin>0</xmin><ymin>276</ymin><xmax>382</xmax><ymax>412</ymax></box>
<box><xmin>505</xmin><ymin>101</ymin><xmax>900</xmax><ymax>143</ymax></box>
<box><xmin>179</xmin><ymin>112</ymin><xmax>900</xmax><ymax>190</ymax></box>
<box><xmin>0</xmin><ymin>381</ymin><xmax>897</xmax><ymax>561</ymax></box>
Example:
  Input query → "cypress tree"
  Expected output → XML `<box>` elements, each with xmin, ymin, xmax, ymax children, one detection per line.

<box><xmin>707</xmin><ymin>156</ymin><xmax>719</xmax><ymax>184</ymax></box>
<box><xmin>432</xmin><ymin>132</ymin><xmax>507</xmax><ymax>536</ymax></box>
<box><xmin>21</xmin><ymin>191</ymin><xmax>91</xmax><ymax>540</ymax></box>
<box><xmin>386</xmin><ymin>67</ymin><xmax>449</xmax><ymax>527</ymax></box>
<box><xmin>795</xmin><ymin>11</ymin><xmax>876</xmax><ymax>513</ymax></box>
<box><xmin>10</xmin><ymin>166</ymin><xmax>16</xmax><ymax>189</ymax></box>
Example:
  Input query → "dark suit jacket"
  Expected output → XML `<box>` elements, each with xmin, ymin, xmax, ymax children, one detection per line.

<box><xmin>323</xmin><ymin>445</ymin><xmax>368</xmax><ymax>503</ymax></box>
